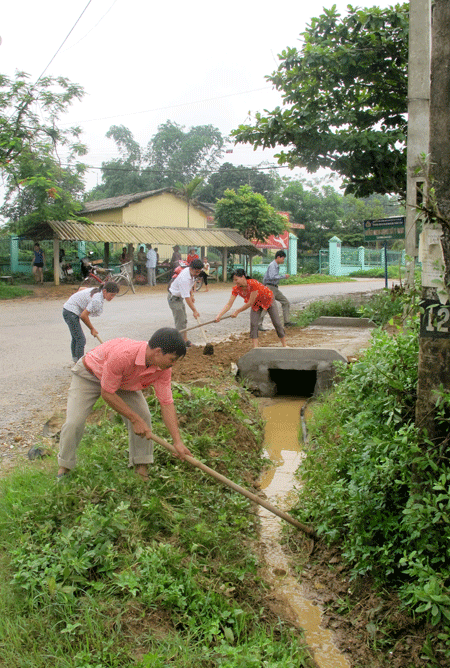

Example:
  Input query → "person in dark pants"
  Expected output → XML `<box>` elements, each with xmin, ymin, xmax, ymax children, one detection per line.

<box><xmin>62</xmin><ymin>282</ymin><xmax>119</xmax><ymax>362</ymax></box>
<box><xmin>32</xmin><ymin>243</ymin><xmax>45</xmax><ymax>283</ymax></box>
<box><xmin>258</xmin><ymin>250</ymin><xmax>293</xmax><ymax>331</ymax></box>
<box><xmin>167</xmin><ymin>259</ymin><xmax>203</xmax><ymax>345</ymax></box>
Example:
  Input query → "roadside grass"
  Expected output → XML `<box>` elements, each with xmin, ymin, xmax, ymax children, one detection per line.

<box><xmin>0</xmin><ymin>383</ymin><xmax>314</xmax><ymax>668</ymax></box>
<box><xmin>0</xmin><ymin>283</ymin><xmax>33</xmax><ymax>299</ymax></box>
<box><xmin>280</xmin><ymin>273</ymin><xmax>355</xmax><ymax>285</ymax></box>
<box><xmin>290</xmin><ymin>287</ymin><xmax>406</xmax><ymax>328</ymax></box>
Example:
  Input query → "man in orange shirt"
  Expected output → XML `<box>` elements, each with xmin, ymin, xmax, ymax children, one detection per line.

<box><xmin>57</xmin><ymin>328</ymin><xmax>192</xmax><ymax>481</ymax></box>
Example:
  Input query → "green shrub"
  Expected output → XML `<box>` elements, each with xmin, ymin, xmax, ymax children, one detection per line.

<box><xmin>293</xmin><ymin>323</ymin><xmax>450</xmax><ymax>648</ymax></box>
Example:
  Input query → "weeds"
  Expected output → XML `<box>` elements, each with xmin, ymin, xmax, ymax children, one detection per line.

<box><xmin>292</xmin><ymin>315</ymin><xmax>450</xmax><ymax>663</ymax></box>
<box><xmin>0</xmin><ymin>384</ymin><xmax>313</xmax><ymax>668</ymax></box>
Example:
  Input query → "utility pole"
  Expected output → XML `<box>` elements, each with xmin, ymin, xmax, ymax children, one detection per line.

<box><xmin>405</xmin><ymin>0</ymin><xmax>431</xmax><ymax>285</ymax></box>
<box><xmin>415</xmin><ymin>0</ymin><xmax>450</xmax><ymax>439</ymax></box>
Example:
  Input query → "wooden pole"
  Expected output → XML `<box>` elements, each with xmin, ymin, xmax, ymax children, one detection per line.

<box><xmin>149</xmin><ymin>430</ymin><xmax>317</xmax><ymax>537</ymax></box>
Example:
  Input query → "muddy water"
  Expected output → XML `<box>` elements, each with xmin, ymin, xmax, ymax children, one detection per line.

<box><xmin>258</xmin><ymin>398</ymin><xmax>350</xmax><ymax>668</ymax></box>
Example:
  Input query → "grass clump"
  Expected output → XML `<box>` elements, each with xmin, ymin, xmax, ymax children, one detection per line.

<box><xmin>292</xmin><ymin>287</ymin><xmax>407</xmax><ymax>328</ymax></box>
<box><xmin>0</xmin><ymin>384</ymin><xmax>314</xmax><ymax>668</ymax></box>
<box><xmin>292</xmin><ymin>318</ymin><xmax>450</xmax><ymax>664</ymax></box>
<box><xmin>0</xmin><ymin>283</ymin><xmax>33</xmax><ymax>299</ymax></box>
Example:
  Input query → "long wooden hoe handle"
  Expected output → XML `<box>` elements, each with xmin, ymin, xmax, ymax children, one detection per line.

<box><xmin>148</xmin><ymin>430</ymin><xmax>317</xmax><ymax>537</ymax></box>
<box><xmin>179</xmin><ymin>314</ymin><xmax>234</xmax><ymax>334</ymax></box>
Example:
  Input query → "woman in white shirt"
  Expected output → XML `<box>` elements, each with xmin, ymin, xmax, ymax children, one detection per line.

<box><xmin>62</xmin><ymin>282</ymin><xmax>119</xmax><ymax>362</ymax></box>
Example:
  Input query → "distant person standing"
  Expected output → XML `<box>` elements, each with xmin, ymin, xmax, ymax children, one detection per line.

<box><xmin>186</xmin><ymin>248</ymin><xmax>199</xmax><ymax>264</ymax></box>
<box><xmin>198</xmin><ymin>256</ymin><xmax>210</xmax><ymax>292</ymax></box>
<box><xmin>170</xmin><ymin>245</ymin><xmax>182</xmax><ymax>274</ymax></box>
<box><xmin>258</xmin><ymin>250</ymin><xmax>293</xmax><ymax>331</ymax></box>
<box><xmin>167</xmin><ymin>259</ymin><xmax>203</xmax><ymax>345</ymax></box>
<box><xmin>146</xmin><ymin>244</ymin><xmax>157</xmax><ymax>286</ymax></box>
<box><xmin>32</xmin><ymin>242</ymin><xmax>45</xmax><ymax>283</ymax></box>
<box><xmin>137</xmin><ymin>246</ymin><xmax>147</xmax><ymax>275</ymax></box>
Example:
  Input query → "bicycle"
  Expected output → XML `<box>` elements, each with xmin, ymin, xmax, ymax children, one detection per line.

<box><xmin>78</xmin><ymin>261</ymin><xmax>136</xmax><ymax>296</ymax></box>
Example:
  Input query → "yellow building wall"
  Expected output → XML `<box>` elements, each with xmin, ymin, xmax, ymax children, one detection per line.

<box><xmin>123</xmin><ymin>192</ymin><xmax>207</xmax><ymax>228</ymax></box>
<box><xmin>86</xmin><ymin>192</ymin><xmax>209</xmax><ymax>264</ymax></box>
<box><xmin>87</xmin><ymin>209</ymin><xmax>123</xmax><ymax>224</ymax></box>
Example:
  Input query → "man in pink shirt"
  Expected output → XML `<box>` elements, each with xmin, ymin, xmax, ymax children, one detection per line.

<box><xmin>57</xmin><ymin>328</ymin><xmax>192</xmax><ymax>481</ymax></box>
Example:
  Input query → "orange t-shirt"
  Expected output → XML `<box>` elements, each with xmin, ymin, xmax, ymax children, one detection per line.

<box><xmin>232</xmin><ymin>278</ymin><xmax>273</xmax><ymax>311</ymax></box>
<box><xmin>186</xmin><ymin>253</ymin><xmax>199</xmax><ymax>264</ymax></box>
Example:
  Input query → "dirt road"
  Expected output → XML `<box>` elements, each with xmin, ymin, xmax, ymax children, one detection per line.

<box><xmin>0</xmin><ymin>278</ymin><xmax>386</xmax><ymax>470</ymax></box>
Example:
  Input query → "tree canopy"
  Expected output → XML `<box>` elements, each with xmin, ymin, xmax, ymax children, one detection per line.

<box><xmin>88</xmin><ymin>121</ymin><xmax>225</xmax><ymax>199</ymax></box>
<box><xmin>232</xmin><ymin>4</ymin><xmax>409</xmax><ymax>198</ymax></box>
<box><xmin>197</xmin><ymin>162</ymin><xmax>281</xmax><ymax>203</ymax></box>
<box><xmin>214</xmin><ymin>185</ymin><xmax>287</xmax><ymax>243</ymax></box>
<box><xmin>0</xmin><ymin>71</ymin><xmax>88</xmax><ymax>231</ymax></box>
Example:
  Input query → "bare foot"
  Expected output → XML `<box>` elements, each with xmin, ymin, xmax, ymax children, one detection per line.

<box><xmin>135</xmin><ymin>464</ymin><xmax>149</xmax><ymax>481</ymax></box>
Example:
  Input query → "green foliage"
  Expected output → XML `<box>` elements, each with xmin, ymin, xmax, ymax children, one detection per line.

<box><xmin>358</xmin><ymin>287</ymin><xmax>408</xmax><ymax>325</ymax></box>
<box><xmin>291</xmin><ymin>289</ymin><xmax>406</xmax><ymax>328</ymax></box>
<box><xmin>232</xmin><ymin>4</ymin><xmax>409</xmax><ymax>197</ymax></box>
<box><xmin>294</xmin><ymin>297</ymin><xmax>360</xmax><ymax>327</ymax></box>
<box><xmin>88</xmin><ymin>120</ymin><xmax>225</xmax><ymax>199</ymax></box>
<box><xmin>198</xmin><ymin>161</ymin><xmax>281</xmax><ymax>204</ymax></box>
<box><xmin>0</xmin><ymin>384</ymin><xmax>312</xmax><ymax>668</ymax></box>
<box><xmin>0</xmin><ymin>71</ymin><xmax>88</xmax><ymax>231</ymax></box>
<box><xmin>0</xmin><ymin>283</ymin><xmax>33</xmax><ymax>299</ymax></box>
<box><xmin>214</xmin><ymin>185</ymin><xmax>287</xmax><ymax>242</ymax></box>
<box><xmin>293</xmin><ymin>321</ymin><xmax>450</xmax><ymax>645</ymax></box>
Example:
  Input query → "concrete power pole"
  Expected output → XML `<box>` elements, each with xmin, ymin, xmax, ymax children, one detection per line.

<box><xmin>405</xmin><ymin>0</ymin><xmax>431</xmax><ymax>283</ymax></box>
<box><xmin>415</xmin><ymin>0</ymin><xmax>450</xmax><ymax>439</ymax></box>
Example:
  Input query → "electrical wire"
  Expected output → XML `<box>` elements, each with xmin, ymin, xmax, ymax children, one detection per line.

<box><xmin>35</xmin><ymin>0</ymin><xmax>94</xmax><ymax>84</ymax></box>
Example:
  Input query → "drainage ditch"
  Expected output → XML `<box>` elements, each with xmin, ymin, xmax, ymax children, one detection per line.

<box><xmin>257</xmin><ymin>397</ymin><xmax>350</xmax><ymax>668</ymax></box>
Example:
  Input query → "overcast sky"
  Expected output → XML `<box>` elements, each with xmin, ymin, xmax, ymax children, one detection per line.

<box><xmin>2</xmin><ymin>0</ymin><xmax>396</xmax><ymax>192</ymax></box>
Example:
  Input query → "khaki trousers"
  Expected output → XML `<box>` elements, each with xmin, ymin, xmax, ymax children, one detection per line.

<box><xmin>58</xmin><ymin>359</ymin><xmax>153</xmax><ymax>470</ymax></box>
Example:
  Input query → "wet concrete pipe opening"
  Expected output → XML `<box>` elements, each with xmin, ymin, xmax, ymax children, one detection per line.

<box><xmin>237</xmin><ymin>348</ymin><xmax>347</xmax><ymax>398</ymax></box>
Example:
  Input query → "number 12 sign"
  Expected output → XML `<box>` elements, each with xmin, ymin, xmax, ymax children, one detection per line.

<box><xmin>420</xmin><ymin>300</ymin><xmax>450</xmax><ymax>338</ymax></box>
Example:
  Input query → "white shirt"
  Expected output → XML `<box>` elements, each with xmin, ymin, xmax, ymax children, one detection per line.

<box><xmin>63</xmin><ymin>289</ymin><xmax>104</xmax><ymax>317</ymax></box>
<box><xmin>146</xmin><ymin>249</ymin><xmax>157</xmax><ymax>268</ymax></box>
<box><xmin>168</xmin><ymin>266</ymin><xmax>195</xmax><ymax>299</ymax></box>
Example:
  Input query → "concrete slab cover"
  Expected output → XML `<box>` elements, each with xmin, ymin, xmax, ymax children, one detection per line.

<box><xmin>237</xmin><ymin>347</ymin><xmax>347</xmax><ymax>397</ymax></box>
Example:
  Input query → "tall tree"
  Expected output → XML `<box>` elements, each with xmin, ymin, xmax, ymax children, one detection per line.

<box><xmin>214</xmin><ymin>185</ymin><xmax>287</xmax><ymax>243</ymax></box>
<box><xmin>198</xmin><ymin>162</ymin><xmax>281</xmax><ymax>203</ymax></box>
<box><xmin>87</xmin><ymin>121</ymin><xmax>225</xmax><ymax>199</ymax></box>
<box><xmin>232</xmin><ymin>4</ymin><xmax>409</xmax><ymax>198</ymax></box>
<box><xmin>0</xmin><ymin>71</ymin><xmax>87</xmax><ymax>231</ymax></box>
<box><xmin>145</xmin><ymin>120</ymin><xmax>225</xmax><ymax>187</ymax></box>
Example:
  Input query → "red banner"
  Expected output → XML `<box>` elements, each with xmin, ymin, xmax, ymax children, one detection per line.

<box><xmin>254</xmin><ymin>212</ymin><xmax>290</xmax><ymax>249</ymax></box>
<box><xmin>254</xmin><ymin>230</ymin><xmax>290</xmax><ymax>250</ymax></box>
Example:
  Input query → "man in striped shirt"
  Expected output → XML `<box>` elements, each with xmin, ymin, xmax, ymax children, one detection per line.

<box><xmin>57</xmin><ymin>328</ymin><xmax>192</xmax><ymax>481</ymax></box>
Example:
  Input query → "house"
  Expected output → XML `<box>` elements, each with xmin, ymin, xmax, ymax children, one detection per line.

<box><xmin>16</xmin><ymin>189</ymin><xmax>260</xmax><ymax>284</ymax></box>
<box><xmin>81</xmin><ymin>188</ymin><xmax>214</xmax><ymax>231</ymax></box>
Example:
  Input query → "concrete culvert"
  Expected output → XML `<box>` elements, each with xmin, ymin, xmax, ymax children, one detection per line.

<box><xmin>237</xmin><ymin>348</ymin><xmax>347</xmax><ymax>398</ymax></box>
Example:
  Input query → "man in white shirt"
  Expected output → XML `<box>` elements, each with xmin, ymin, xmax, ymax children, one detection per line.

<box><xmin>146</xmin><ymin>244</ymin><xmax>157</xmax><ymax>286</ymax></box>
<box><xmin>167</xmin><ymin>259</ymin><xmax>203</xmax><ymax>346</ymax></box>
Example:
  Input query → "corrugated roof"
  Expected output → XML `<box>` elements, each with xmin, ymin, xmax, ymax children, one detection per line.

<box><xmin>81</xmin><ymin>188</ymin><xmax>215</xmax><ymax>215</ymax></box>
<box><xmin>29</xmin><ymin>221</ymin><xmax>262</xmax><ymax>255</ymax></box>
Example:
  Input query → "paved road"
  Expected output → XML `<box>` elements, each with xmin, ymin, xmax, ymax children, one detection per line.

<box><xmin>0</xmin><ymin>278</ymin><xmax>386</xmax><ymax>438</ymax></box>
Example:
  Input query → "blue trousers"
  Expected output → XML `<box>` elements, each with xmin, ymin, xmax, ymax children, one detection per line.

<box><xmin>63</xmin><ymin>308</ymin><xmax>86</xmax><ymax>361</ymax></box>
